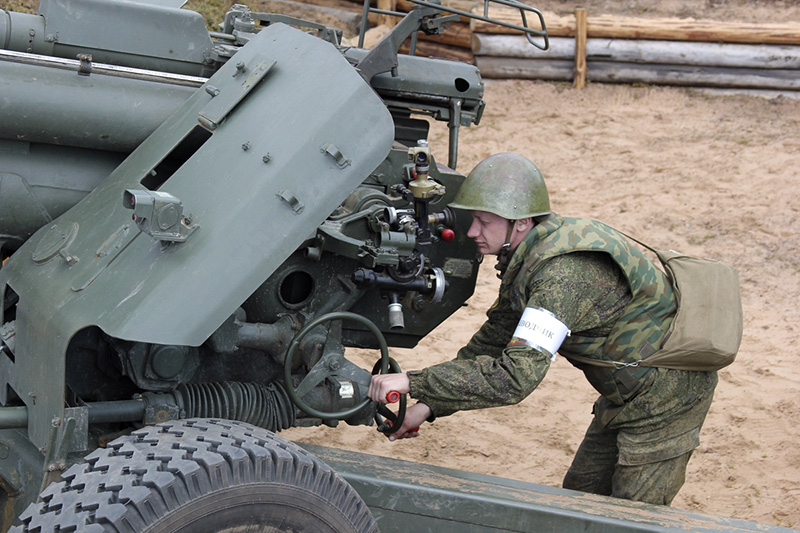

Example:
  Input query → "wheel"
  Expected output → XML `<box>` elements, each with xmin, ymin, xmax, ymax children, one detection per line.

<box><xmin>283</xmin><ymin>312</ymin><xmax>390</xmax><ymax>420</ymax></box>
<box><xmin>12</xmin><ymin>418</ymin><xmax>378</xmax><ymax>533</ymax></box>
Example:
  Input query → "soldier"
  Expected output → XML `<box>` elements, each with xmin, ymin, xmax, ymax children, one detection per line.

<box><xmin>368</xmin><ymin>152</ymin><xmax>718</xmax><ymax>505</ymax></box>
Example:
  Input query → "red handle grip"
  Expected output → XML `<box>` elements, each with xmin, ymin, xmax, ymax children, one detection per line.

<box><xmin>386</xmin><ymin>420</ymin><xmax>420</xmax><ymax>433</ymax></box>
<box><xmin>386</xmin><ymin>391</ymin><xmax>400</xmax><ymax>403</ymax></box>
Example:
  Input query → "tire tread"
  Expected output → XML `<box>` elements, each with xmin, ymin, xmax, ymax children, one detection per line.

<box><xmin>11</xmin><ymin>419</ymin><xmax>377</xmax><ymax>533</ymax></box>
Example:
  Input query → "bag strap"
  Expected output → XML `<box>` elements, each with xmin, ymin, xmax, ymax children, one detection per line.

<box><xmin>614</xmin><ymin>229</ymin><xmax>683</xmax><ymax>265</ymax></box>
<box><xmin>560</xmin><ymin>352</ymin><xmax>643</xmax><ymax>368</ymax></box>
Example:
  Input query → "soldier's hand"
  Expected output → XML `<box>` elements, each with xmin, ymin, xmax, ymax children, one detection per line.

<box><xmin>368</xmin><ymin>372</ymin><xmax>410</xmax><ymax>403</ymax></box>
<box><xmin>385</xmin><ymin>402</ymin><xmax>432</xmax><ymax>442</ymax></box>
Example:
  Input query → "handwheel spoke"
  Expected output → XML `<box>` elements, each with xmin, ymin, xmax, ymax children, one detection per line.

<box><xmin>293</xmin><ymin>356</ymin><xmax>337</xmax><ymax>398</ymax></box>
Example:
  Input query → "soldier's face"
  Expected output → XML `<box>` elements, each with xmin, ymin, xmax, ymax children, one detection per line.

<box><xmin>467</xmin><ymin>210</ymin><xmax>510</xmax><ymax>255</ymax></box>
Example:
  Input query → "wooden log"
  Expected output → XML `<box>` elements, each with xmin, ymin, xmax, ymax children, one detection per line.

<box><xmin>591</xmin><ymin>62</ymin><xmax>800</xmax><ymax>90</ymax></box>
<box><xmin>472</xmin><ymin>33</ymin><xmax>574</xmax><ymax>57</ymax></box>
<box><xmin>284</xmin><ymin>0</ymin><xmax>365</xmax><ymax>13</ymax></box>
<box><xmin>349</xmin><ymin>0</ymin><xmax>482</xmax><ymax>23</ymax></box>
<box><xmin>399</xmin><ymin>39</ymin><xmax>473</xmax><ymax>61</ymax></box>
<box><xmin>355</xmin><ymin>22</ymin><xmax>471</xmax><ymax>50</ymax></box>
<box><xmin>474</xmin><ymin>56</ymin><xmax>800</xmax><ymax>90</ymax></box>
<box><xmin>472</xmin><ymin>34</ymin><xmax>800</xmax><ymax>70</ymax></box>
<box><xmin>396</xmin><ymin>0</ymin><xmax>480</xmax><ymax>23</ymax></box>
<box><xmin>256</xmin><ymin>0</ymin><xmax>363</xmax><ymax>34</ymax></box>
<box><xmin>573</xmin><ymin>8</ymin><xmax>587</xmax><ymax>88</ymax></box>
<box><xmin>418</xmin><ymin>21</ymin><xmax>472</xmax><ymax>49</ymax></box>
<box><xmin>328</xmin><ymin>0</ymin><xmax>472</xmax><ymax>46</ymax></box>
<box><xmin>474</xmin><ymin>57</ymin><xmax>574</xmax><ymax>80</ymax></box>
<box><xmin>471</xmin><ymin>8</ymin><xmax>800</xmax><ymax>45</ymax></box>
<box><xmin>466</xmin><ymin>33</ymin><xmax>585</xmax><ymax>58</ymax></box>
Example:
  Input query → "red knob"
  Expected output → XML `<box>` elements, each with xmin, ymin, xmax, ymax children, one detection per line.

<box><xmin>386</xmin><ymin>391</ymin><xmax>400</xmax><ymax>403</ymax></box>
<box><xmin>441</xmin><ymin>228</ymin><xmax>455</xmax><ymax>242</ymax></box>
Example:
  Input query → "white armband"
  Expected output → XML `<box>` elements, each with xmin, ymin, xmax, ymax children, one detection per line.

<box><xmin>511</xmin><ymin>307</ymin><xmax>570</xmax><ymax>361</ymax></box>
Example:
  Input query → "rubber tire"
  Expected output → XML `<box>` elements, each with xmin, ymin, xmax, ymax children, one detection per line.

<box><xmin>12</xmin><ymin>419</ymin><xmax>378</xmax><ymax>533</ymax></box>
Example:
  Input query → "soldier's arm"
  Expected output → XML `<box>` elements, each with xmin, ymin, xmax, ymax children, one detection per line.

<box><xmin>408</xmin><ymin>252</ymin><xmax>629</xmax><ymax>417</ymax></box>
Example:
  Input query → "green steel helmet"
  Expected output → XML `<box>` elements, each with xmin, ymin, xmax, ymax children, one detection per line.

<box><xmin>450</xmin><ymin>153</ymin><xmax>550</xmax><ymax>220</ymax></box>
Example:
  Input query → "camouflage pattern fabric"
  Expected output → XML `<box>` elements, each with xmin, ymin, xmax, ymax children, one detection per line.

<box><xmin>408</xmin><ymin>214</ymin><xmax>678</xmax><ymax>412</ymax></box>
<box><xmin>563</xmin><ymin>367</ymin><xmax>718</xmax><ymax>504</ymax></box>
<box><xmin>407</xmin><ymin>214</ymin><xmax>718</xmax><ymax>504</ymax></box>
<box><xmin>524</xmin><ymin>215</ymin><xmax>677</xmax><ymax>404</ymax></box>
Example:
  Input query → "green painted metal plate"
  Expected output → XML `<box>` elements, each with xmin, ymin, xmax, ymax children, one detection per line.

<box><xmin>300</xmin><ymin>443</ymin><xmax>793</xmax><ymax>533</ymax></box>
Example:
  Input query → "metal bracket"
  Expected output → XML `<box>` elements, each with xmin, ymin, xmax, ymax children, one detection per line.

<box><xmin>77</xmin><ymin>53</ymin><xmax>92</xmax><ymax>76</ymax></box>
<box><xmin>321</xmin><ymin>143</ymin><xmax>352</xmax><ymax>169</ymax></box>
<box><xmin>38</xmin><ymin>415</ymin><xmax>77</xmax><ymax>495</ymax></box>
<box><xmin>198</xmin><ymin>55</ymin><xmax>276</xmax><ymax>130</ymax></box>
<box><xmin>276</xmin><ymin>190</ymin><xmax>305</xmax><ymax>214</ymax></box>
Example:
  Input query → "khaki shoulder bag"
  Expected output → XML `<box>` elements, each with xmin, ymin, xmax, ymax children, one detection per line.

<box><xmin>566</xmin><ymin>233</ymin><xmax>743</xmax><ymax>372</ymax></box>
<box><xmin>636</xmin><ymin>242</ymin><xmax>743</xmax><ymax>371</ymax></box>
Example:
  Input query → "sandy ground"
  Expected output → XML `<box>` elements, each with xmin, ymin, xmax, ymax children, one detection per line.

<box><xmin>282</xmin><ymin>40</ymin><xmax>800</xmax><ymax>533</ymax></box>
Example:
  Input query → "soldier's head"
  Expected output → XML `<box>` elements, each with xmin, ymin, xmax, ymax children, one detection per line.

<box><xmin>450</xmin><ymin>153</ymin><xmax>550</xmax><ymax>256</ymax></box>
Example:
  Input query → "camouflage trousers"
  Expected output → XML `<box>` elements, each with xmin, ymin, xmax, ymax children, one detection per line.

<box><xmin>562</xmin><ymin>367</ymin><xmax>718</xmax><ymax>505</ymax></box>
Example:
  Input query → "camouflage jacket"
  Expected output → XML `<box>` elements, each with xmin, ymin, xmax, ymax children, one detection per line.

<box><xmin>408</xmin><ymin>214</ymin><xmax>676</xmax><ymax>416</ymax></box>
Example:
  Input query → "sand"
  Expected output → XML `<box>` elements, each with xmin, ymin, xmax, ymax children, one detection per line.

<box><xmin>283</xmin><ymin>73</ymin><xmax>800</xmax><ymax>530</ymax></box>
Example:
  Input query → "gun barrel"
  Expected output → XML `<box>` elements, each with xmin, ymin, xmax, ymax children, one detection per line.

<box><xmin>0</xmin><ymin>0</ymin><xmax>214</xmax><ymax>76</ymax></box>
<box><xmin>0</xmin><ymin>50</ymin><xmax>199</xmax><ymax>152</ymax></box>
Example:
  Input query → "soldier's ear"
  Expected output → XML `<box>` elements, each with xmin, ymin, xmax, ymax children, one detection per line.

<box><xmin>514</xmin><ymin>218</ymin><xmax>534</xmax><ymax>232</ymax></box>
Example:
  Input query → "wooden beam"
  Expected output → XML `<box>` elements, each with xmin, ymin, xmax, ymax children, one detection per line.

<box><xmin>377</xmin><ymin>0</ymin><xmax>397</xmax><ymax>27</ymax></box>
<box><xmin>471</xmin><ymin>8</ymin><xmax>800</xmax><ymax>45</ymax></box>
<box><xmin>573</xmin><ymin>8</ymin><xmax>587</xmax><ymax>89</ymax></box>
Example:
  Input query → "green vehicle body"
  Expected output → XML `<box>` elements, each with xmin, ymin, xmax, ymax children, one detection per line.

<box><xmin>0</xmin><ymin>1</ymin><xmax>789</xmax><ymax>531</ymax></box>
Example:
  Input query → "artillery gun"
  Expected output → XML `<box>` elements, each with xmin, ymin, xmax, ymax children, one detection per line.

<box><xmin>0</xmin><ymin>0</ymin><xmax>555</xmax><ymax>530</ymax></box>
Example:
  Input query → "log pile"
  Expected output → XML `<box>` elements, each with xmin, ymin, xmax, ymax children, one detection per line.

<box><xmin>471</xmin><ymin>7</ymin><xmax>800</xmax><ymax>92</ymax></box>
<box><xmin>271</xmin><ymin>0</ymin><xmax>800</xmax><ymax>92</ymax></box>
